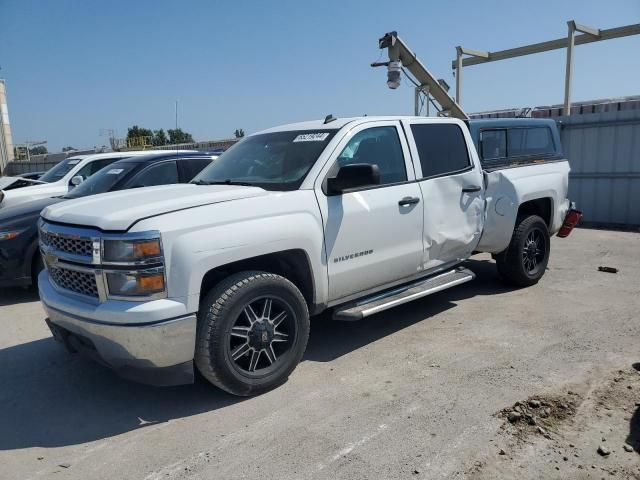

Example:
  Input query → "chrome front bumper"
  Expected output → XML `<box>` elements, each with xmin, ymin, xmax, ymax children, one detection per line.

<box><xmin>42</xmin><ymin>300</ymin><xmax>197</xmax><ymax>386</ymax></box>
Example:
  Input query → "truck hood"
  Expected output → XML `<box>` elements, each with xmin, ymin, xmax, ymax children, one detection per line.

<box><xmin>41</xmin><ymin>184</ymin><xmax>269</xmax><ymax>231</ymax></box>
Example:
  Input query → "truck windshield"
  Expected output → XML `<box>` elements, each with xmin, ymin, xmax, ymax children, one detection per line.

<box><xmin>192</xmin><ymin>130</ymin><xmax>338</xmax><ymax>191</ymax></box>
<box><xmin>64</xmin><ymin>163</ymin><xmax>137</xmax><ymax>199</ymax></box>
<box><xmin>39</xmin><ymin>158</ymin><xmax>83</xmax><ymax>183</ymax></box>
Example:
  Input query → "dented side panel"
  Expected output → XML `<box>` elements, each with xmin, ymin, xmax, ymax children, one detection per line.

<box><xmin>401</xmin><ymin>118</ymin><xmax>486</xmax><ymax>271</ymax></box>
<box><xmin>417</xmin><ymin>172</ymin><xmax>485</xmax><ymax>270</ymax></box>
<box><xmin>476</xmin><ymin>161</ymin><xmax>571</xmax><ymax>253</ymax></box>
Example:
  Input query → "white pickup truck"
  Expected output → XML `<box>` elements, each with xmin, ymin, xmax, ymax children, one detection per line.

<box><xmin>38</xmin><ymin>116</ymin><xmax>581</xmax><ymax>395</ymax></box>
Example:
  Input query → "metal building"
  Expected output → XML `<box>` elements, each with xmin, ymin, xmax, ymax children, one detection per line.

<box><xmin>0</xmin><ymin>80</ymin><xmax>15</xmax><ymax>175</ymax></box>
<box><xmin>560</xmin><ymin>108</ymin><xmax>640</xmax><ymax>228</ymax></box>
<box><xmin>472</xmin><ymin>97</ymin><xmax>640</xmax><ymax>228</ymax></box>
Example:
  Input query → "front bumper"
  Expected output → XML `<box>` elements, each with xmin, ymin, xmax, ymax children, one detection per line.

<box><xmin>40</xmin><ymin>273</ymin><xmax>197</xmax><ymax>386</ymax></box>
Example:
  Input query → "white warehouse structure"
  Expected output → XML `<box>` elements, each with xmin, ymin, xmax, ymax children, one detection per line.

<box><xmin>0</xmin><ymin>80</ymin><xmax>15</xmax><ymax>175</ymax></box>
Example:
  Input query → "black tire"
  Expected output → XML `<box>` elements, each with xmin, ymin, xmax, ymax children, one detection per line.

<box><xmin>495</xmin><ymin>215</ymin><xmax>550</xmax><ymax>287</ymax></box>
<box><xmin>195</xmin><ymin>271</ymin><xmax>310</xmax><ymax>396</ymax></box>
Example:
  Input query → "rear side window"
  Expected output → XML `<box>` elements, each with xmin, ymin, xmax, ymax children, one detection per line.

<box><xmin>410</xmin><ymin>123</ymin><xmax>470</xmax><ymax>178</ymax></box>
<box><xmin>480</xmin><ymin>130</ymin><xmax>507</xmax><ymax>160</ymax></box>
<box><xmin>128</xmin><ymin>161</ymin><xmax>179</xmax><ymax>187</ymax></box>
<box><xmin>177</xmin><ymin>157</ymin><xmax>212</xmax><ymax>182</ymax></box>
<box><xmin>508</xmin><ymin>127</ymin><xmax>554</xmax><ymax>157</ymax></box>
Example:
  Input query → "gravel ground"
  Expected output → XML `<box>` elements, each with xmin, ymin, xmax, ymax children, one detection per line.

<box><xmin>0</xmin><ymin>228</ymin><xmax>639</xmax><ymax>480</ymax></box>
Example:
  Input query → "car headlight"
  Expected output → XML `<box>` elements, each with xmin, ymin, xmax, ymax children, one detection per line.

<box><xmin>106</xmin><ymin>270</ymin><xmax>165</xmax><ymax>297</ymax></box>
<box><xmin>0</xmin><ymin>229</ymin><xmax>24</xmax><ymax>241</ymax></box>
<box><xmin>103</xmin><ymin>237</ymin><xmax>162</xmax><ymax>263</ymax></box>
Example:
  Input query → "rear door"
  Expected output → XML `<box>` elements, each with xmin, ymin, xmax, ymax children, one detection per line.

<box><xmin>177</xmin><ymin>157</ymin><xmax>213</xmax><ymax>182</ymax></box>
<box><xmin>315</xmin><ymin>121</ymin><xmax>424</xmax><ymax>302</ymax></box>
<box><xmin>402</xmin><ymin>119</ymin><xmax>485</xmax><ymax>271</ymax></box>
<box><xmin>126</xmin><ymin>161</ymin><xmax>179</xmax><ymax>187</ymax></box>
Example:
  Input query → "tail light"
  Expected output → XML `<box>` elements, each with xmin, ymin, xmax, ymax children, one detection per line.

<box><xmin>557</xmin><ymin>209</ymin><xmax>582</xmax><ymax>238</ymax></box>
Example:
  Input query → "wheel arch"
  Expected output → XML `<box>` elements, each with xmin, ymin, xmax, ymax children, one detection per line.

<box><xmin>26</xmin><ymin>236</ymin><xmax>41</xmax><ymax>285</ymax></box>
<box><xmin>517</xmin><ymin>197</ymin><xmax>553</xmax><ymax>228</ymax></box>
<box><xmin>199</xmin><ymin>249</ymin><xmax>317</xmax><ymax>313</ymax></box>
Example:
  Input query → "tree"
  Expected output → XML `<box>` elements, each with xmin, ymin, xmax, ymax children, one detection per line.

<box><xmin>126</xmin><ymin>125</ymin><xmax>155</xmax><ymax>148</ymax></box>
<box><xmin>167</xmin><ymin>128</ymin><xmax>194</xmax><ymax>144</ymax></box>
<box><xmin>62</xmin><ymin>146</ymin><xmax>76</xmax><ymax>152</ymax></box>
<box><xmin>127</xmin><ymin>125</ymin><xmax>154</xmax><ymax>140</ymax></box>
<box><xmin>234</xmin><ymin>128</ymin><xmax>245</xmax><ymax>138</ymax></box>
<box><xmin>153</xmin><ymin>129</ymin><xmax>167</xmax><ymax>146</ymax></box>
<box><xmin>125</xmin><ymin>125</ymin><xmax>193</xmax><ymax>146</ymax></box>
<box><xmin>29</xmin><ymin>146</ymin><xmax>48</xmax><ymax>155</ymax></box>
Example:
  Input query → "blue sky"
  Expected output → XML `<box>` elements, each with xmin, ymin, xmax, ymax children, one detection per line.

<box><xmin>1</xmin><ymin>0</ymin><xmax>639</xmax><ymax>151</ymax></box>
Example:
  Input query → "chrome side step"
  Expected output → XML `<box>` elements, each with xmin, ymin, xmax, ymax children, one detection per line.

<box><xmin>332</xmin><ymin>267</ymin><xmax>475</xmax><ymax>321</ymax></box>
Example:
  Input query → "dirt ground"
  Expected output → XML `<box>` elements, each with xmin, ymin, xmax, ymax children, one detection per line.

<box><xmin>0</xmin><ymin>227</ymin><xmax>639</xmax><ymax>480</ymax></box>
<box><xmin>471</xmin><ymin>368</ymin><xmax>640</xmax><ymax>479</ymax></box>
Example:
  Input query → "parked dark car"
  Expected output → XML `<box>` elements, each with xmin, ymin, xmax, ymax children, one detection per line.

<box><xmin>0</xmin><ymin>152</ymin><xmax>216</xmax><ymax>288</ymax></box>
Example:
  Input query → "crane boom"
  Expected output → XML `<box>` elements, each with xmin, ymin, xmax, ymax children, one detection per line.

<box><xmin>377</xmin><ymin>31</ymin><xmax>468</xmax><ymax>120</ymax></box>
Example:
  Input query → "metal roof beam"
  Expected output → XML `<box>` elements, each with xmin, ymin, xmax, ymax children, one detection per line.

<box><xmin>451</xmin><ymin>22</ymin><xmax>640</xmax><ymax>69</ymax></box>
<box><xmin>456</xmin><ymin>46</ymin><xmax>489</xmax><ymax>58</ymax></box>
<box><xmin>570</xmin><ymin>21</ymin><xmax>600</xmax><ymax>37</ymax></box>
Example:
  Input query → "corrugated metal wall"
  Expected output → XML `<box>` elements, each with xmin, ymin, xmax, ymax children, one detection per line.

<box><xmin>5</xmin><ymin>160</ymin><xmax>61</xmax><ymax>176</ymax></box>
<box><xmin>560</xmin><ymin>109</ymin><xmax>640</xmax><ymax>227</ymax></box>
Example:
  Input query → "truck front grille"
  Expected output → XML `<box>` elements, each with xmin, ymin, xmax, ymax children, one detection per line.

<box><xmin>41</xmin><ymin>231</ymin><xmax>93</xmax><ymax>258</ymax></box>
<box><xmin>49</xmin><ymin>265</ymin><xmax>99</xmax><ymax>298</ymax></box>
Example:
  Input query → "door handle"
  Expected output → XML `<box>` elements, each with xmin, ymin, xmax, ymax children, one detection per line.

<box><xmin>462</xmin><ymin>185</ymin><xmax>481</xmax><ymax>193</ymax></box>
<box><xmin>398</xmin><ymin>196</ymin><xmax>420</xmax><ymax>206</ymax></box>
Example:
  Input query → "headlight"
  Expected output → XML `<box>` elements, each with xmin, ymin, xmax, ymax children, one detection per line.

<box><xmin>103</xmin><ymin>237</ymin><xmax>162</xmax><ymax>263</ymax></box>
<box><xmin>106</xmin><ymin>270</ymin><xmax>165</xmax><ymax>297</ymax></box>
<box><xmin>0</xmin><ymin>229</ymin><xmax>24</xmax><ymax>241</ymax></box>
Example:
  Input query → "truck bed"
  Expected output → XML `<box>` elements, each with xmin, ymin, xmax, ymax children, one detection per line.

<box><xmin>476</xmin><ymin>160</ymin><xmax>571</xmax><ymax>254</ymax></box>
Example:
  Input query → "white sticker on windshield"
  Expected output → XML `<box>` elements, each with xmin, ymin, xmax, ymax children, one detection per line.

<box><xmin>106</xmin><ymin>168</ymin><xmax>124</xmax><ymax>175</ymax></box>
<box><xmin>68</xmin><ymin>160</ymin><xmax>80</xmax><ymax>165</ymax></box>
<box><xmin>293</xmin><ymin>133</ymin><xmax>330</xmax><ymax>142</ymax></box>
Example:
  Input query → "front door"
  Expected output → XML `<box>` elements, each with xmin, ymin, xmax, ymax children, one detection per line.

<box><xmin>315</xmin><ymin>121</ymin><xmax>424</xmax><ymax>302</ymax></box>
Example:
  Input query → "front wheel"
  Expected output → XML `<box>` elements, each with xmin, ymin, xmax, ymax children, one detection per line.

<box><xmin>496</xmin><ymin>215</ymin><xmax>550</xmax><ymax>287</ymax></box>
<box><xmin>195</xmin><ymin>271</ymin><xmax>310</xmax><ymax>396</ymax></box>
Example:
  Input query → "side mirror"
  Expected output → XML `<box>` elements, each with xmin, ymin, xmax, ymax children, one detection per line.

<box><xmin>70</xmin><ymin>175</ymin><xmax>84</xmax><ymax>186</ymax></box>
<box><xmin>327</xmin><ymin>163</ymin><xmax>380</xmax><ymax>195</ymax></box>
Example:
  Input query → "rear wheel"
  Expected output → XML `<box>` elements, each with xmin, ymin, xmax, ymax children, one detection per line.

<box><xmin>195</xmin><ymin>271</ymin><xmax>309</xmax><ymax>396</ymax></box>
<box><xmin>496</xmin><ymin>215</ymin><xmax>550</xmax><ymax>287</ymax></box>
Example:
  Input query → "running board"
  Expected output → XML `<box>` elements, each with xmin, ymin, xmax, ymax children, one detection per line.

<box><xmin>332</xmin><ymin>267</ymin><xmax>475</xmax><ymax>321</ymax></box>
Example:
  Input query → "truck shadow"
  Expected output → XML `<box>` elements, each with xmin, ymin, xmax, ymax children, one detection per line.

<box><xmin>0</xmin><ymin>337</ymin><xmax>244</xmax><ymax>451</ymax></box>
<box><xmin>627</xmin><ymin>403</ymin><xmax>640</xmax><ymax>453</ymax></box>
<box><xmin>0</xmin><ymin>257</ymin><xmax>513</xmax><ymax>450</ymax></box>
<box><xmin>0</xmin><ymin>287</ymin><xmax>39</xmax><ymax>306</ymax></box>
<box><xmin>304</xmin><ymin>257</ymin><xmax>518</xmax><ymax>362</ymax></box>
<box><xmin>628</xmin><ymin>363</ymin><xmax>640</xmax><ymax>452</ymax></box>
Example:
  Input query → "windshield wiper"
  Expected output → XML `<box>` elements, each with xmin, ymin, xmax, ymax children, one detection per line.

<box><xmin>192</xmin><ymin>179</ymin><xmax>255</xmax><ymax>186</ymax></box>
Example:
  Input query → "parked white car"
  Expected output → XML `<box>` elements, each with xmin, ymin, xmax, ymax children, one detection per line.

<box><xmin>39</xmin><ymin>116</ymin><xmax>581</xmax><ymax>395</ymax></box>
<box><xmin>0</xmin><ymin>175</ymin><xmax>46</xmax><ymax>191</ymax></box>
<box><xmin>0</xmin><ymin>150</ymin><xmax>184</xmax><ymax>209</ymax></box>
